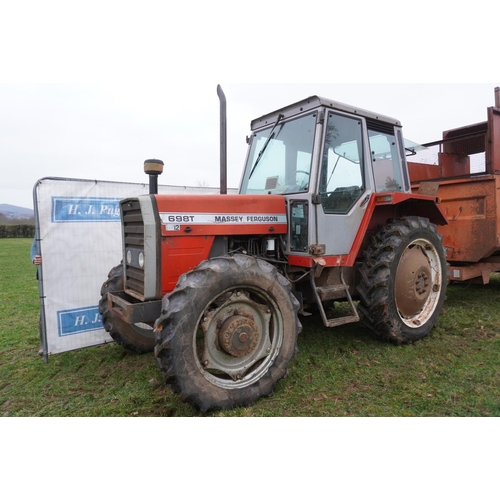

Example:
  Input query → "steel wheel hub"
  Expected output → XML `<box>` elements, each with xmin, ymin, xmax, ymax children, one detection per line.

<box><xmin>199</xmin><ymin>290</ymin><xmax>274</xmax><ymax>382</ymax></box>
<box><xmin>396</xmin><ymin>245</ymin><xmax>433</xmax><ymax>319</ymax></box>
<box><xmin>218</xmin><ymin>315</ymin><xmax>259</xmax><ymax>358</ymax></box>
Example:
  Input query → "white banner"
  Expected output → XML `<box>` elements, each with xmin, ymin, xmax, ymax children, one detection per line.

<box><xmin>35</xmin><ymin>177</ymin><xmax>237</xmax><ymax>356</ymax></box>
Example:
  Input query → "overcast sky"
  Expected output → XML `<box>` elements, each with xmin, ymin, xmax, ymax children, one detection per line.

<box><xmin>1</xmin><ymin>1</ymin><xmax>498</xmax><ymax>210</ymax></box>
<box><xmin>1</xmin><ymin>83</ymin><xmax>498</xmax><ymax>209</ymax></box>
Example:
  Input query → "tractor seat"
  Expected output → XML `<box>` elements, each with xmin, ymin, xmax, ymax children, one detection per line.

<box><xmin>322</xmin><ymin>186</ymin><xmax>363</xmax><ymax>214</ymax></box>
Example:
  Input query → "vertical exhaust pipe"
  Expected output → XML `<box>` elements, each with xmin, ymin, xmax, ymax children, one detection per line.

<box><xmin>217</xmin><ymin>85</ymin><xmax>228</xmax><ymax>195</ymax></box>
<box><xmin>495</xmin><ymin>87</ymin><xmax>500</xmax><ymax>109</ymax></box>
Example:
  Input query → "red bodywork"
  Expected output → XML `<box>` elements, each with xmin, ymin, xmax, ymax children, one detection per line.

<box><xmin>154</xmin><ymin>191</ymin><xmax>446</xmax><ymax>293</ymax></box>
<box><xmin>155</xmin><ymin>194</ymin><xmax>288</xmax><ymax>294</ymax></box>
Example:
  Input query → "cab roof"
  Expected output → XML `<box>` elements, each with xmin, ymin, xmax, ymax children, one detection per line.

<box><xmin>250</xmin><ymin>95</ymin><xmax>401</xmax><ymax>131</ymax></box>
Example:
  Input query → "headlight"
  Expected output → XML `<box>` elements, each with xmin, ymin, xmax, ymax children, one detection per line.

<box><xmin>126</xmin><ymin>250</ymin><xmax>132</xmax><ymax>265</ymax></box>
<box><xmin>138</xmin><ymin>252</ymin><xmax>145</xmax><ymax>268</ymax></box>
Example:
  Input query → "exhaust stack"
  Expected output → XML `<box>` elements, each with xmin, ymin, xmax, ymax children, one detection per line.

<box><xmin>217</xmin><ymin>85</ymin><xmax>228</xmax><ymax>195</ymax></box>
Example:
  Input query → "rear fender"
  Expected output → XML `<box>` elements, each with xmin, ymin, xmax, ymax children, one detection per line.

<box><xmin>395</xmin><ymin>199</ymin><xmax>447</xmax><ymax>227</ymax></box>
<box><xmin>370</xmin><ymin>198</ymin><xmax>448</xmax><ymax>228</ymax></box>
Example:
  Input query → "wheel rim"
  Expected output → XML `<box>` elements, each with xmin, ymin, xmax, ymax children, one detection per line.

<box><xmin>193</xmin><ymin>287</ymin><xmax>283</xmax><ymax>390</ymax></box>
<box><xmin>130</xmin><ymin>322</ymin><xmax>155</xmax><ymax>339</ymax></box>
<box><xmin>395</xmin><ymin>238</ymin><xmax>443</xmax><ymax>329</ymax></box>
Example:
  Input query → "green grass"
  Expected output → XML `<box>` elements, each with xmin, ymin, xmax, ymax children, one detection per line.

<box><xmin>1</xmin><ymin>238</ymin><xmax>499</xmax><ymax>417</ymax></box>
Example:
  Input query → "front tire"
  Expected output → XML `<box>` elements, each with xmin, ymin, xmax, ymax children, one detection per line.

<box><xmin>99</xmin><ymin>264</ymin><xmax>156</xmax><ymax>354</ymax></box>
<box><xmin>357</xmin><ymin>217</ymin><xmax>447</xmax><ymax>345</ymax></box>
<box><xmin>154</xmin><ymin>255</ymin><xmax>301</xmax><ymax>412</ymax></box>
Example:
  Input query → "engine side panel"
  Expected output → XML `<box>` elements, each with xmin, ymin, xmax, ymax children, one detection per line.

<box><xmin>155</xmin><ymin>194</ymin><xmax>288</xmax><ymax>294</ymax></box>
<box><xmin>161</xmin><ymin>235</ymin><xmax>215</xmax><ymax>293</ymax></box>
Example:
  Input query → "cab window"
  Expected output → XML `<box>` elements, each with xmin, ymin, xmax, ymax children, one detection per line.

<box><xmin>319</xmin><ymin>113</ymin><xmax>364</xmax><ymax>214</ymax></box>
<box><xmin>368</xmin><ymin>127</ymin><xmax>404</xmax><ymax>193</ymax></box>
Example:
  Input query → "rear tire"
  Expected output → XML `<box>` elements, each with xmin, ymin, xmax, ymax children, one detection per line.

<box><xmin>154</xmin><ymin>255</ymin><xmax>301</xmax><ymax>412</ymax></box>
<box><xmin>357</xmin><ymin>217</ymin><xmax>447</xmax><ymax>345</ymax></box>
<box><xmin>99</xmin><ymin>264</ymin><xmax>156</xmax><ymax>354</ymax></box>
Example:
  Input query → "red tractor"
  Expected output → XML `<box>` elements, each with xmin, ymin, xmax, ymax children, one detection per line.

<box><xmin>100</xmin><ymin>86</ymin><xmax>448</xmax><ymax>411</ymax></box>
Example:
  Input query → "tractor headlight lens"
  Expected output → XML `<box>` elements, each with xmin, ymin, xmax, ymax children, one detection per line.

<box><xmin>126</xmin><ymin>250</ymin><xmax>132</xmax><ymax>265</ymax></box>
<box><xmin>138</xmin><ymin>252</ymin><xmax>145</xmax><ymax>269</ymax></box>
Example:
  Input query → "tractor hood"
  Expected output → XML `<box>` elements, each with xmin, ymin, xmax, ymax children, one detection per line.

<box><xmin>154</xmin><ymin>194</ymin><xmax>288</xmax><ymax>237</ymax></box>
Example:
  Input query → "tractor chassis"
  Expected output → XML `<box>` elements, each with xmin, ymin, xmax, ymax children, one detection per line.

<box><xmin>107</xmin><ymin>291</ymin><xmax>162</xmax><ymax>325</ymax></box>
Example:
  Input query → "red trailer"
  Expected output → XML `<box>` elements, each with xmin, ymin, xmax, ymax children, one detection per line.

<box><xmin>410</xmin><ymin>87</ymin><xmax>500</xmax><ymax>284</ymax></box>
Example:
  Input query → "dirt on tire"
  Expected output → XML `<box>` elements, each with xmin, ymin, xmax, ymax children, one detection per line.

<box><xmin>357</xmin><ymin>217</ymin><xmax>448</xmax><ymax>345</ymax></box>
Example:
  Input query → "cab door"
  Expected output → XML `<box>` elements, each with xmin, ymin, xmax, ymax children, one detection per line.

<box><xmin>315</xmin><ymin>111</ymin><xmax>370</xmax><ymax>256</ymax></box>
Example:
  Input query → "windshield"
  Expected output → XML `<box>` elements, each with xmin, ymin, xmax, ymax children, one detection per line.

<box><xmin>240</xmin><ymin>113</ymin><xmax>317</xmax><ymax>194</ymax></box>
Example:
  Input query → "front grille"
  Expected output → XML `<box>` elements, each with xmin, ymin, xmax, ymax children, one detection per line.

<box><xmin>122</xmin><ymin>199</ymin><xmax>146</xmax><ymax>298</ymax></box>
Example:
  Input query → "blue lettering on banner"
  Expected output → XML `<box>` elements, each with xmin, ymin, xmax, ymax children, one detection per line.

<box><xmin>57</xmin><ymin>306</ymin><xmax>103</xmax><ymax>337</ymax></box>
<box><xmin>51</xmin><ymin>197</ymin><xmax>122</xmax><ymax>223</ymax></box>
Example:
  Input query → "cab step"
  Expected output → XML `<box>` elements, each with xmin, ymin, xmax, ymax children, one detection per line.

<box><xmin>310</xmin><ymin>271</ymin><xmax>360</xmax><ymax>328</ymax></box>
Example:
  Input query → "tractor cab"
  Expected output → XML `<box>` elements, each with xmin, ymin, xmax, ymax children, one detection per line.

<box><xmin>240</xmin><ymin>96</ymin><xmax>411</xmax><ymax>258</ymax></box>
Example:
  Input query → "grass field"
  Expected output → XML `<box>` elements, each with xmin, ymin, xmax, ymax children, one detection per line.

<box><xmin>1</xmin><ymin>238</ymin><xmax>499</xmax><ymax>417</ymax></box>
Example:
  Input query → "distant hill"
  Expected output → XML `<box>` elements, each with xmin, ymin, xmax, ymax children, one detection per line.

<box><xmin>0</xmin><ymin>204</ymin><xmax>34</xmax><ymax>222</ymax></box>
